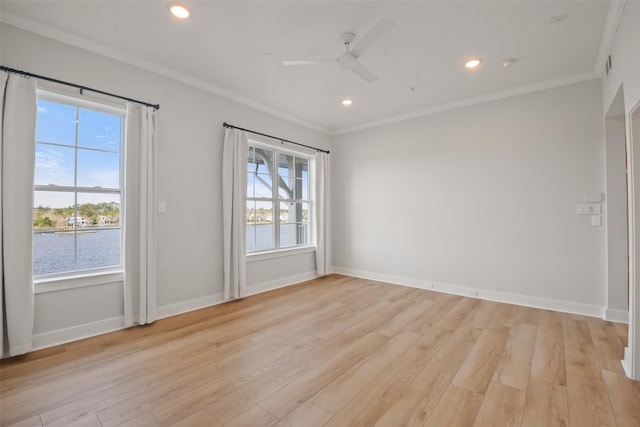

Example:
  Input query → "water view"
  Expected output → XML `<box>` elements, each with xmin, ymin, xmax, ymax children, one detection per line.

<box><xmin>33</xmin><ymin>228</ymin><xmax>121</xmax><ymax>276</ymax></box>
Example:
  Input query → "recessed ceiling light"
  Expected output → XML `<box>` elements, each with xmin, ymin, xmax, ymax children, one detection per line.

<box><xmin>342</xmin><ymin>99</ymin><xmax>353</xmax><ymax>106</ymax></box>
<box><xmin>465</xmin><ymin>58</ymin><xmax>481</xmax><ymax>69</ymax></box>
<box><xmin>170</xmin><ymin>3</ymin><xmax>190</xmax><ymax>20</ymax></box>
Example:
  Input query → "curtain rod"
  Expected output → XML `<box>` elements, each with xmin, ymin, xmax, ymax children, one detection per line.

<box><xmin>223</xmin><ymin>122</ymin><xmax>329</xmax><ymax>154</ymax></box>
<box><xmin>1</xmin><ymin>65</ymin><xmax>160</xmax><ymax>110</ymax></box>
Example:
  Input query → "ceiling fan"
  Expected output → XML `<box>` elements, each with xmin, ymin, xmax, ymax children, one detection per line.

<box><xmin>282</xmin><ymin>17</ymin><xmax>395</xmax><ymax>83</ymax></box>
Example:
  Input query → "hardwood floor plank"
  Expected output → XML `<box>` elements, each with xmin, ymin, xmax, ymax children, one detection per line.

<box><xmin>602</xmin><ymin>369</ymin><xmax>640</xmax><ymax>427</ymax></box>
<box><xmin>147</xmin><ymin>334</ymin><xmax>320</xmax><ymax>425</ymax></box>
<box><xmin>224</xmin><ymin>405</ymin><xmax>277</xmax><ymax>427</ymax></box>
<box><xmin>342</xmin><ymin>298</ymin><xmax>419</xmax><ymax>338</ymax></box>
<box><xmin>409</xmin><ymin>324</ymin><xmax>482</xmax><ymax>398</ymax></box>
<box><xmin>44</xmin><ymin>412</ymin><xmax>102</xmax><ymax>427</ymax></box>
<box><xmin>515</xmin><ymin>306</ymin><xmax>541</xmax><ymax>325</ymax></box>
<box><xmin>367</xmin><ymin>326</ymin><xmax>454</xmax><ymax>403</ymax></box>
<box><xmin>520</xmin><ymin>378</ymin><xmax>568</xmax><ymax>427</ymax></box>
<box><xmin>566</xmin><ymin>374</ymin><xmax>617</xmax><ymax>427</ymax></box>
<box><xmin>311</xmin><ymin>331</ymin><xmax>419</xmax><ymax>413</ymax></box>
<box><xmin>587</xmin><ymin>317</ymin><xmax>626</xmax><ymax>375</ymax></box>
<box><xmin>451</xmin><ymin>327</ymin><xmax>510</xmax><ymax>395</ymax></box>
<box><xmin>404</xmin><ymin>293</ymin><xmax>462</xmax><ymax>335</ymax></box>
<box><xmin>272</xmin><ymin>401</ymin><xmax>333</xmax><ymax>427</ymax></box>
<box><xmin>537</xmin><ymin>309</ymin><xmax>563</xmax><ymax>327</ymax></box>
<box><xmin>373</xmin><ymin>388</ymin><xmax>437</xmax><ymax>427</ymax></box>
<box><xmin>531</xmin><ymin>323</ymin><xmax>566</xmax><ymax>385</ymax></box>
<box><xmin>115</xmin><ymin>412</ymin><xmax>162</xmax><ymax>427</ymax></box>
<box><xmin>94</xmin><ymin>342</ymin><xmax>302</xmax><ymax>427</ymax></box>
<box><xmin>257</xmin><ymin>332</ymin><xmax>389</xmax><ymax>419</ymax></box>
<box><xmin>464</xmin><ymin>300</ymin><xmax>501</xmax><ymax>329</ymax></box>
<box><xmin>423</xmin><ymin>384</ymin><xmax>483</xmax><ymax>427</ymax></box>
<box><xmin>322</xmin><ymin>392</ymin><xmax>390</xmax><ymax>427</ymax></box>
<box><xmin>202</xmin><ymin>334</ymin><xmax>357</xmax><ymax>424</ymax></box>
<box><xmin>472</xmin><ymin>381</ymin><xmax>526</xmax><ymax>427</ymax></box>
<box><xmin>563</xmin><ymin>317</ymin><xmax>603</xmax><ymax>381</ymax></box>
<box><xmin>167</xmin><ymin>410</ymin><xmax>222</xmax><ymax>427</ymax></box>
<box><xmin>492</xmin><ymin>322</ymin><xmax>537</xmax><ymax>391</ymax></box>
<box><xmin>4</xmin><ymin>415</ymin><xmax>43</xmax><ymax>427</ymax></box>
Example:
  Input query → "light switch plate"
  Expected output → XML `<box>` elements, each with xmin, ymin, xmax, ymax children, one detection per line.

<box><xmin>584</xmin><ymin>192</ymin><xmax>603</xmax><ymax>203</ymax></box>
<box><xmin>158</xmin><ymin>201</ymin><xmax>167</xmax><ymax>214</ymax></box>
<box><xmin>577</xmin><ymin>204</ymin><xmax>601</xmax><ymax>215</ymax></box>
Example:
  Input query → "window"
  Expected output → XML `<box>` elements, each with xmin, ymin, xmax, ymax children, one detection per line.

<box><xmin>33</xmin><ymin>92</ymin><xmax>125</xmax><ymax>278</ymax></box>
<box><xmin>246</xmin><ymin>143</ymin><xmax>311</xmax><ymax>253</ymax></box>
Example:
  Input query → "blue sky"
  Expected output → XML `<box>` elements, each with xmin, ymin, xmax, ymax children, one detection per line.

<box><xmin>34</xmin><ymin>100</ymin><xmax>122</xmax><ymax>209</ymax></box>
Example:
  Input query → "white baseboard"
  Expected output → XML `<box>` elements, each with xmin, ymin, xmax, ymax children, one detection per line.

<box><xmin>332</xmin><ymin>267</ymin><xmax>606</xmax><ymax>319</ymax></box>
<box><xmin>32</xmin><ymin>316</ymin><xmax>125</xmax><ymax>351</ymax></box>
<box><xmin>605</xmin><ymin>308</ymin><xmax>629</xmax><ymax>323</ymax></box>
<box><xmin>622</xmin><ymin>346</ymin><xmax>633</xmax><ymax>378</ymax></box>
<box><xmin>247</xmin><ymin>271</ymin><xmax>319</xmax><ymax>296</ymax></box>
<box><xmin>156</xmin><ymin>292</ymin><xmax>226</xmax><ymax>320</ymax></box>
<box><xmin>156</xmin><ymin>271</ymin><xmax>319</xmax><ymax>319</ymax></box>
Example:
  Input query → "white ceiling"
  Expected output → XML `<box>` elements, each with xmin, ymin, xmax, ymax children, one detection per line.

<box><xmin>0</xmin><ymin>1</ymin><xmax>612</xmax><ymax>134</ymax></box>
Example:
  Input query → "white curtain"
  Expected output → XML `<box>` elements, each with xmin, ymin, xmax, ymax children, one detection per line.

<box><xmin>222</xmin><ymin>127</ymin><xmax>248</xmax><ymax>300</ymax></box>
<box><xmin>1</xmin><ymin>72</ymin><xmax>36</xmax><ymax>357</ymax></box>
<box><xmin>313</xmin><ymin>151</ymin><xmax>331</xmax><ymax>276</ymax></box>
<box><xmin>123</xmin><ymin>103</ymin><xmax>158</xmax><ymax>327</ymax></box>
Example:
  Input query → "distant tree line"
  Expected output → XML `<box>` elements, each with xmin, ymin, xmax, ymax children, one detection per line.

<box><xmin>33</xmin><ymin>202</ymin><xmax>120</xmax><ymax>229</ymax></box>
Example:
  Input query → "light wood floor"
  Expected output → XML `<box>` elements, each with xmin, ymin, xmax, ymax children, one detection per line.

<box><xmin>2</xmin><ymin>275</ymin><xmax>639</xmax><ymax>427</ymax></box>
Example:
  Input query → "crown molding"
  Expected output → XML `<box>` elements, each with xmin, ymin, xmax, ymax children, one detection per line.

<box><xmin>594</xmin><ymin>0</ymin><xmax>626</xmax><ymax>77</ymax></box>
<box><xmin>334</xmin><ymin>72</ymin><xmax>600</xmax><ymax>135</ymax></box>
<box><xmin>0</xmin><ymin>11</ymin><xmax>332</xmax><ymax>135</ymax></box>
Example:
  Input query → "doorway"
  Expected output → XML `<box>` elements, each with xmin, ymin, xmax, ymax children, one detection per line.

<box><xmin>604</xmin><ymin>85</ymin><xmax>629</xmax><ymax>321</ymax></box>
<box><xmin>624</xmin><ymin>98</ymin><xmax>640</xmax><ymax>380</ymax></box>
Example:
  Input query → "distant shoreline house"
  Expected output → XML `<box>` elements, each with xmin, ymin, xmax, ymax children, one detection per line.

<box><xmin>66</xmin><ymin>216</ymin><xmax>88</xmax><ymax>228</ymax></box>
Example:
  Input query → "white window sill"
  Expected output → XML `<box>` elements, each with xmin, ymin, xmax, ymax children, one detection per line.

<box><xmin>34</xmin><ymin>271</ymin><xmax>124</xmax><ymax>294</ymax></box>
<box><xmin>247</xmin><ymin>246</ymin><xmax>315</xmax><ymax>262</ymax></box>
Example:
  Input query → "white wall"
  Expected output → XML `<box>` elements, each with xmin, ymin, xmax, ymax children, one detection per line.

<box><xmin>1</xmin><ymin>24</ymin><xmax>329</xmax><ymax>347</ymax></box>
<box><xmin>601</xmin><ymin>0</ymin><xmax>640</xmax><ymax>380</ymax></box>
<box><xmin>332</xmin><ymin>79</ymin><xmax>606</xmax><ymax>312</ymax></box>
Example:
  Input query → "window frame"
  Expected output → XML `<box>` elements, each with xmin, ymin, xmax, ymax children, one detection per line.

<box><xmin>246</xmin><ymin>138</ymin><xmax>314</xmax><ymax>255</ymax></box>
<box><xmin>33</xmin><ymin>89</ymin><xmax>126</xmax><ymax>285</ymax></box>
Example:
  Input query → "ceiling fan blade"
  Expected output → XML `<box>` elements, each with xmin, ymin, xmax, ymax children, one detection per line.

<box><xmin>282</xmin><ymin>59</ymin><xmax>332</xmax><ymax>66</ymax></box>
<box><xmin>352</xmin><ymin>63</ymin><xmax>378</xmax><ymax>83</ymax></box>
<box><xmin>350</xmin><ymin>17</ymin><xmax>395</xmax><ymax>57</ymax></box>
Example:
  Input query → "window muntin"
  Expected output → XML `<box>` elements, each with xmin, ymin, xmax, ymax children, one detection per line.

<box><xmin>33</xmin><ymin>94</ymin><xmax>125</xmax><ymax>278</ymax></box>
<box><xmin>246</xmin><ymin>144</ymin><xmax>311</xmax><ymax>253</ymax></box>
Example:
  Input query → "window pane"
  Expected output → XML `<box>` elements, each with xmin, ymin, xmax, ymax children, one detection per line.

<box><xmin>36</xmin><ymin>100</ymin><xmax>76</xmax><ymax>146</ymax></box>
<box><xmin>255</xmin><ymin>173</ymin><xmax>273</xmax><ymax>198</ymax></box>
<box><xmin>280</xmin><ymin>223</ymin><xmax>309</xmax><ymax>247</ymax></box>
<box><xmin>76</xmin><ymin>193</ymin><xmax>121</xmax><ymax>226</ymax></box>
<box><xmin>77</xmin><ymin>149</ymin><xmax>120</xmax><ymax>188</ymax></box>
<box><xmin>247</xmin><ymin>200</ymin><xmax>274</xmax><ymax>251</ymax></box>
<box><xmin>247</xmin><ymin>172</ymin><xmax>255</xmax><ymax>198</ymax></box>
<box><xmin>33</xmin><ymin>191</ymin><xmax>76</xmax><ymax>276</ymax></box>
<box><xmin>78</xmin><ymin>109</ymin><xmax>121</xmax><ymax>151</ymax></box>
<box><xmin>76</xmin><ymin>193</ymin><xmax>121</xmax><ymax>271</ymax></box>
<box><xmin>295</xmin><ymin>157</ymin><xmax>308</xmax><ymax>178</ymax></box>
<box><xmin>76</xmin><ymin>227</ymin><xmax>121</xmax><ymax>271</ymax></box>
<box><xmin>279</xmin><ymin>153</ymin><xmax>294</xmax><ymax>178</ymax></box>
<box><xmin>34</xmin><ymin>143</ymin><xmax>75</xmax><ymax>186</ymax></box>
<box><xmin>280</xmin><ymin>202</ymin><xmax>309</xmax><ymax>223</ymax></box>
<box><xmin>253</xmin><ymin>148</ymin><xmax>273</xmax><ymax>174</ymax></box>
<box><xmin>278</xmin><ymin>177</ymin><xmax>294</xmax><ymax>200</ymax></box>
